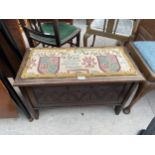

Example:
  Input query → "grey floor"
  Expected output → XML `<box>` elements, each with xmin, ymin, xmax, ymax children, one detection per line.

<box><xmin>0</xmin><ymin>20</ymin><xmax>154</xmax><ymax>135</ymax></box>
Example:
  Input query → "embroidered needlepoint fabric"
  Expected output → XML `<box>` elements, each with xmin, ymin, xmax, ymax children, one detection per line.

<box><xmin>21</xmin><ymin>47</ymin><xmax>137</xmax><ymax>79</ymax></box>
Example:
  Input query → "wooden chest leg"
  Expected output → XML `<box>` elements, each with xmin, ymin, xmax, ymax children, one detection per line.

<box><xmin>20</xmin><ymin>87</ymin><xmax>39</xmax><ymax>119</ymax></box>
<box><xmin>114</xmin><ymin>82</ymin><xmax>139</xmax><ymax>115</ymax></box>
<box><xmin>122</xmin><ymin>82</ymin><xmax>139</xmax><ymax>114</ymax></box>
<box><xmin>123</xmin><ymin>81</ymin><xmax>154</xmax><ymax>114</ymax></box>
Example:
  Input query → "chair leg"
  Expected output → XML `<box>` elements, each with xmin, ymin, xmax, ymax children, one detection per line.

<box><xmin>115</xmin><ymin>82</ymin><xmax>138</xmax><ymax>115</ymax></box>
<box><xmin>91</xmin><ymin>35</ymin><xmax>96</xmax><ymax>47</ymax></box>
<box><xmin>76</xmin><ymin>32</ymin><xmax>80</xmax><ymax>47</ymax></box>
<box><xmin>83</xmin><ymin>33</ymin><xmax>91</xmax><ymax>47</ymax></box>
<box><xmin>42</xmin><ymin>43</ymin><xmax>46</xmax><ymax>47</ymax></box>
<box><xmin>68</xmin><ymin>40</ymin><xmax>73</xmax><ymax>47</ymax></box>
<box><xmin>123</xmin><ymin>41</ymin><xmax>130</xmax><ymax>46</ymax></box>
<box><xmin>123</xmin><ymin>81</ymin><xmax>151</xmax><ymax>112</ymax></box>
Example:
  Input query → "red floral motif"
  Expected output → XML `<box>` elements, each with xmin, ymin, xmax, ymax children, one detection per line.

<box><xmin>82</xmin><ymin>56</ymin><xmax>97</xmax><ymax>67</ymax></box>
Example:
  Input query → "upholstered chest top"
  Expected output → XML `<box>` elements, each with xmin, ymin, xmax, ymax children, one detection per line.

<box><xmin>21</xmin><ymin>47</ymin><xmax>137</xmax><ymax>79</ymax></box>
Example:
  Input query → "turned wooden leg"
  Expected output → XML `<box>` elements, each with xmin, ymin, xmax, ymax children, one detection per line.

<box><xmin>20</xmin><ymin>87</ymin><xmax>39</xmax><ymax>120</ymax></box>
<box><xmin>115</xmin><ymin>82</ymin><xmax>138</xmax><ymax>115</ymax></box>
<box><xmin>83</xmin><ymin>33</ymin><xmax>91</xmax><ymax>47</ymax></box>
<box><xmin>114</xmin><ymin>105</ymin><xmax>122</xmax><ymax>115</ymax></box>
<box><xmin>91</xmin><ymin>35</ymin><xmax>96</xmax><ymax>47</ymax></box>
<box><xmin>76</xmin><ymin>32</ymin><xmax>80</xmax><ymax>47</ymax></box>
<box><xmin>42</xmin><ymin>43</ymin><xmax>46</xmax><ymax>47</ymax></box>
<box><xmin>123</xmin><ymin>81</ymin><xmax>152</xmax><ymax>114</ymax></box>
<box><xmin>34</xmin><ymin>109</ymin><xmax>39</xmax><ymax>120</ymax></box>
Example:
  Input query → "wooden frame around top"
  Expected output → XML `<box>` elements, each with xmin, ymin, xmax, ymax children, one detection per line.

<box><xmin>14</xmin><ymin>47</ymin><xmax>145</xmax><ymax>87</ymax></box>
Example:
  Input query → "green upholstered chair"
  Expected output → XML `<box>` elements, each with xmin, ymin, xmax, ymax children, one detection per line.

<box><xmin>123</xmin><ymin>41</ymin><xmax>155</xmax><ymax>114</ymax></box>
<box><xmin>21</xmin><ymin>19</ymin><xmax>81</xmax><ymax>47</ymax></box>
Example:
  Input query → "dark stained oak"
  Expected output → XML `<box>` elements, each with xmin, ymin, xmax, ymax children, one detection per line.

<box><xmin>14</xmin><ymin>47</ymin><xmax>145</xmax><ymax>119</ymax></box>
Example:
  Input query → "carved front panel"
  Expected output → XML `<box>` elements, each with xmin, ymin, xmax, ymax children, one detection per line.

<box><xmin>33</xmin><ymin>83</ymin><xmax>130</xmax><ymax>107</ymax></box>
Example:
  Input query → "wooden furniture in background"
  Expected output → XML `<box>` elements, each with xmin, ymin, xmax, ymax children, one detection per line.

<box><xmin>20</xmin><ymin>19</ymin><xmax>81</xmax><ymax>47</ymax></box>
<box><xmin>0</xmin><ymin>20</ymin><xmax>26</xmax><ymax>77</ymax></box>
<box><xmin>0</xmin><ymin>20</ymin><xmax>33</xmax><ymax>120</ymax></box>
<box><xmin>123</xmin><ymin>19</ymin><xmax>155</xmax><ymax>112</ymax></box>
<box><xmin>124</xmin><ymin>42</ymin><xmax>155</xmax><ymax>114</ymax></box>
<box><xmin>14</xmin><ymin>47</ymin><xmax>144</xmax><ymax>119</ymax></box>
<box><xmin>2</xmin><ymin>19</ymin><xmax>26</xmax><ymax>56</ymax></box>
<box><xmin>0</xmin><ymin>72</ymin><xmax>33</xmax><ymax>120</ymax></box>
<box><xmin>0</xmin><ymin>80</ymin><xmax>18</xmax><ymax>118</ymax></box>
<box><xmin>134</xmin><ymin>19</ymin><xmax>155</xmax><ymax>41</ymax></box>
<box><xmin>40</xmin><ymin>19</ymin><xmax>73</xmax><ymax>24</ymax></box>
<box><xmin>84</xmin><ymin>19</ymin><xmax>140</xmax><ymax>47</ymax></box>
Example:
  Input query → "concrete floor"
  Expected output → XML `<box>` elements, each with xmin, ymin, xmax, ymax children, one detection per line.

<box><xmin>0</xmin><ymin>19</ymin><xmax>154</xmax><ymax>135</ymax></box>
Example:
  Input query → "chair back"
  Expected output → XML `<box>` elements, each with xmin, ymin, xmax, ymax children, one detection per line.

<box><xmin>24</xmin><ymin>27</ymin><xmax>55</xmax><ymax>47</ymax></box>
<box><xmin>88</xmin><ymin>19</ymin><xmax>140</xmax><ymax>42</ymax></box>
<box><xmin>29</xmin><ymin>19</ymin><xmax>42</xmax><ymax>32</ymax></box>
<box><xmin>19</xmin><ymin>19</ymin><xmax>61</xmax><ymax>47</ymax></box>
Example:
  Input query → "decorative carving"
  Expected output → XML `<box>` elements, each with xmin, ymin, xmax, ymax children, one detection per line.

<box><xmin>33</xmin><ymin>83</ymin><xmax>129</xmax><ymax>107</ymax></box>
